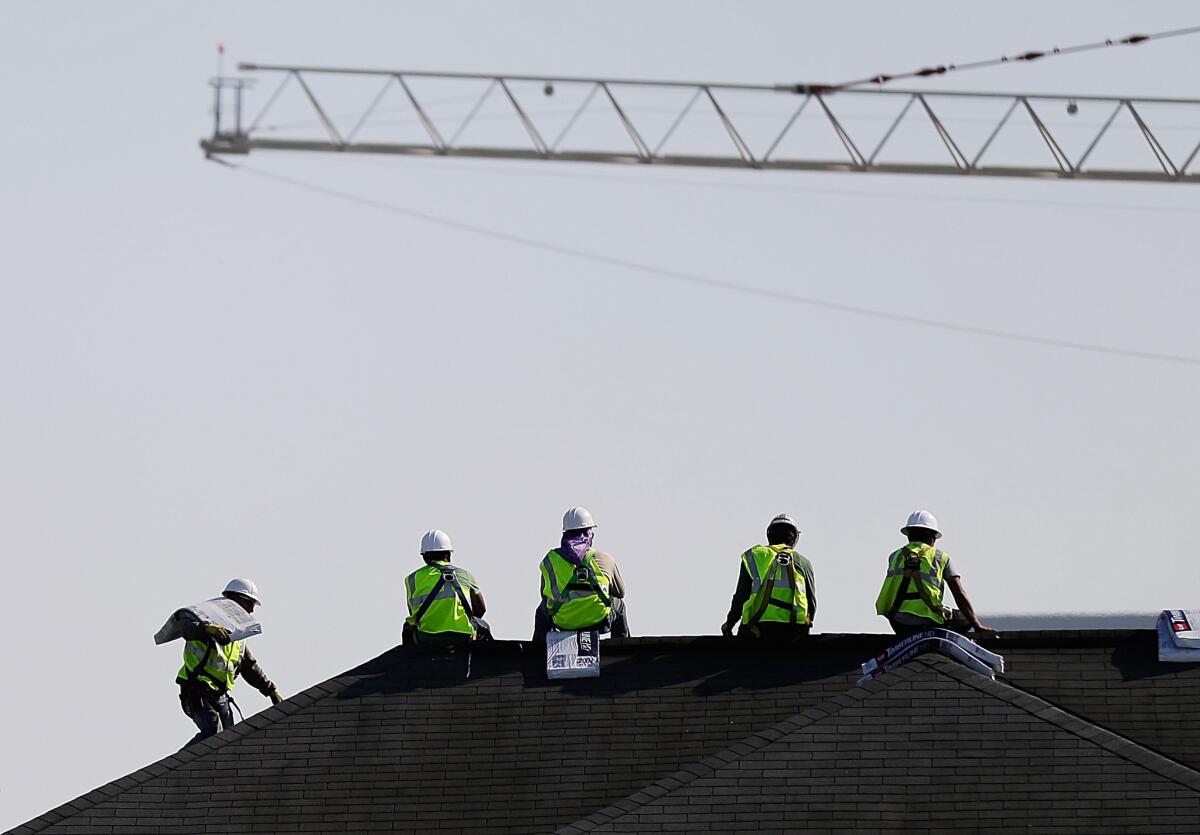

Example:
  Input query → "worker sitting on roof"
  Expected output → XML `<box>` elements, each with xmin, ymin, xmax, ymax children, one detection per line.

<box><xmin>176</xmin><ymin>578</ymin><xmax>282</xmax><ymax>746</ymax></box>
<box><xmin>875</xmin><ymin>510</ymin><xmax>991</xmax><ymax>637</ymax></box>
<box><xmin>404</xmin><ymin>530</ymin><xmax>491</xmax><ymax>646</ymax></box>
<box><xmin>534</xmin><ymin>507</ymin><xmax>629</xmax><ymax>642</ymax></box>
<box><xmin>722</xmin><ymin>514</ymin><xmax>816</xmax><ymax>640</ymax></box>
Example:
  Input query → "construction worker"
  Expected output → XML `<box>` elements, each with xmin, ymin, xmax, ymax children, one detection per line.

<box><xmin>534</xmin><ymin>507</ymin><xmax>629</xmax><ymax>641</ymax></box>
<box><xmin>403</xmin><ymin>529</ymin><xmax>491</xmax><ymax>645</ymax></box>
<box><xmin>875</xmin><ymin>510</ymin><xmax>991</xmax><ymax>637</ymax></box>
<box><xmin>175</xmin><ymin>578</ymin><xmax>282</xmax><ymax>746</ymax></box>
<box><xmin>721</xmin><ymin>514</ymin><xmax>816</xmax><ymax>640</ymax></box>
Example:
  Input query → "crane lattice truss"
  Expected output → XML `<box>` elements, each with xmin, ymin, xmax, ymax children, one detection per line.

<box><xmin>202</xmin><ymin>63</ymin><xmax>1200</xmax><ymax>183</ymax></box>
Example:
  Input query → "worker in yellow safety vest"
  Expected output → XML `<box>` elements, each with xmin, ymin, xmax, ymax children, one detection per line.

<box><xmin>722</xmin><ymin>513</ymin><xmax>817</xmax><ymax>640</ymax></box>
<box><xmin>534</xmin><ymin>507</ymin><xmax>629</xmax><ymax>641</ymax></box>
<box><xmin>875</xmin><ymin>510</ymin><xmax>991</xmax><ymax>637</ymax></box>
<box><xmin>175</xmin><ymin>578</ymin><xmax>283</xmax><ymax>746</ymax></box>
<box><xmin>404</xmin><ymin>530</ymin><xmax>491</xmax><ymax>645</ymax></box>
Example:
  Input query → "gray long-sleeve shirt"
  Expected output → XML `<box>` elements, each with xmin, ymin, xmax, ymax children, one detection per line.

<box><xmin>593</xmin><ymin>550</ymin><xmax>625</xmax><ymax>599</ymax></box>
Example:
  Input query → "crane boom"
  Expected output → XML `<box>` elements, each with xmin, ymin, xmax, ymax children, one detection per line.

<box><xmin>202</xmin><ymin>63</ymin><xmax>1200</xmax><ymax>184</ymax></box>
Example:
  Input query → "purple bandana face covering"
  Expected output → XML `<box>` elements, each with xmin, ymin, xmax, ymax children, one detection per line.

<box><xmin>557</xmin><ymin>528</ymin><xmax>595</xmax><ymax>565</ymax></box>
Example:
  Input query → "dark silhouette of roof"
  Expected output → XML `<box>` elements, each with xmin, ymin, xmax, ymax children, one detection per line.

<box><xmin>8</xmin><ymin>630</ymin><xmax>1200</xmax><ymax>834</ymax></box>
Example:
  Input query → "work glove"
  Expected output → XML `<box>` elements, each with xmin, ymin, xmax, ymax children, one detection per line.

<box><xmin>269</xmin><ymin>690</ymin><xmax>284</xmax><ymax>705</ymax></box>
<box><xmin>203</xmin><ymin>623</ymin><xmax>232</xmax><ymax>644</ymax></box>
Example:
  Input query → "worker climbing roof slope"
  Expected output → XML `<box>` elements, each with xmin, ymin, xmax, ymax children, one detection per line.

<box><xmin>404</xmin><ymin>529</ymin><xmax>491</xmax><ymax>645</ymax></box>
<box><xmin>534</xmin><ymin>506</ymin><xmax>629</xmax><ymax>641</ymax></box>
<box><xmin>875</xmin><ymin>510</ymin><xmax>991</xmax><ymax>637</ymax></box>
<box><xmin>723</xmin><ymin>513</ymin><xmax>817</xmax><ymax>640</ymax></box>
<box><xmin>174</xmin><ymin>578</ymin><xmax>282</xmax><ymax>747</ymax></box>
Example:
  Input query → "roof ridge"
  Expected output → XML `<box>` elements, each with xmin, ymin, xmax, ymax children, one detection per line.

<box><xmin>917</xmin><ymin>655</ymin><xmax>1200</xmax><ymax>792</ymax></box>
<box><xmin>553</xmin><ymin>662</ymin><xmax>930</xmax><ymax>834</ymax></box>
<box><xmin>5</xmin><ymin>671</ymin><xmax>365</xmax><ymax>835</ymax></box>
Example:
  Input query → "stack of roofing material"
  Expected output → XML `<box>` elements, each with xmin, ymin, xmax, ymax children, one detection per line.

<box><xmin>546</xmin><ymin>628</ymin><xmax>601</xmax><ymax>679</ymax></box>
<box><xmin>858</xmin><ymin>628</ymin><xmax>1005</xmax><ymax>684</ymax></box>
<box><xmin>1158</xmin><ymin>610</ymin><xmax>1200</xmax><ymax>661</ymax></box>
<box><xmin>152</xmin><ymin>597</ymin><xmax>261</xmax><ymax>645</ymax></box>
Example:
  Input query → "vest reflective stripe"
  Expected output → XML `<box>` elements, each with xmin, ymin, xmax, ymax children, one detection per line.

<box><xmin>405</xmin><ymin>562</ymin><xmax>475</xmax><ymax>636</ymax></box>
<box><xmin>743</xmin><ymin>549</ymin><xmax>763</xmax><ymax>592</ymax></box>
<box><xmin>740</xmin><ymin>545</ymin><xmax>809</xmax><ymax>626</ymax></box>
<box><xmin>874</xmin><ymin>543</ymin><xmax>948</xmax><ymax>623</ymax></box>
<box><xmin>540</xmin><ymin>549</ymin><xmax>612</xmax><ymax>630</ymax></box>
<box><xmin>406</xmin><ymin>578</ymin><xmax>461</xmax><ymax>609</ymax></box>
<box><xmin>177</xmin><ymin>638</ymin><xmax>243</xmax><ymax>692</ymax></box>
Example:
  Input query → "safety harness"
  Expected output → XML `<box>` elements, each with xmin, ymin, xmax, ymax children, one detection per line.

<box><xmin>565</xmin><ymin>561</ymin><xmax>612</xmax><ymax>606</ymax></box>
<box><xmin>547</xmin><ymin>558</ymin><xmax>612</xmax><ymax>619</ymax></box>
<box><xmin>179</xmin><ymin>632</ymin><xmax>237</xmax><ymax>714</ymax></box>
<box><xmin>744</xmin><ymin>548</ymin><xmax>804</xmax><ymax>636</ymax></box>
<box><xmin>410</xmin><ymin>564</ymin><xmax>475</xmax><ymax>631</ymax></box>
<box><xmin>887</xmin><ymin>548</ymin><xmax>949</xmax><ymax>621</ymax></box>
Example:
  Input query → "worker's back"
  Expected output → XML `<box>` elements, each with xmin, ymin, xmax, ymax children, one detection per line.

<box><xmin>404</xmin><ymin>529</ymin><xmax>489</xmax><ymax>646</ymax></box>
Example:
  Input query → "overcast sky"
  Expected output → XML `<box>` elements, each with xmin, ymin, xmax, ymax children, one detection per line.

<box><xmin>4</xmin><ymin>1</ymin><xmax>1200</xmax><ymax>828</ymax></box>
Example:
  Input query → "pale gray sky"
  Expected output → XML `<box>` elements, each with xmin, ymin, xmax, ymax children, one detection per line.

<box><xmin>3</xmin><ymin>1</ymin><xmax>1199</xmax><ymax>828</ymax></box>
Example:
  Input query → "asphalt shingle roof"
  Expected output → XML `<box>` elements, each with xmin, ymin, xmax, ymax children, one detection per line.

<box><xmin>9</xmin><ymin>630</ymin><xmax>1200</xmax><ymax>834</ymax></box>
<box><xmin>560</xmin><ymin>655</ymin><xmax>1200</xmax><ymax>834</ymax></box>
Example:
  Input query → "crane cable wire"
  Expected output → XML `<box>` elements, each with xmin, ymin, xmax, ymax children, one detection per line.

<box><xmin>207</xmin><ymin>157</ymin><xmax>1200</xmax><ymax>367</ymax></box>
<box><xmin>807</xmin><ymin>23</ymin><xmax>1200</xmax><ymax>93</ymax></box>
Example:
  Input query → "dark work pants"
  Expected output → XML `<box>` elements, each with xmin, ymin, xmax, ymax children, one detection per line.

<box><xmin>888</xmin><ymin>611</ymin><xmax>972</xmax><ymax>638</ymax></box>
<box><xmin>533</xmin><ymin>597</ymin><xmax>630</xmax><ymax>642</ymax></box>
<box><xmin>402</xmin><ymin>618</ymin><xmax>494</xmax><ymax>647</ymax></box>
<box><xmin>887</xmin><ymin>620</ymin><xmax>933</xmax><ymax>639</ymax></box>
<box><xmin>180</xmin><ymin>684</ymin><xmax>235</xmax><ymax>746</ymax></box>
<box><xmin>737</xmin><ymin>622</ymin><xmax>811</xmax><ymax>642</ymax></box>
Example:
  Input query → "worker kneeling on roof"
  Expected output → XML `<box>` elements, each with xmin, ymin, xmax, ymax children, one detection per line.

<box><xmin>875</xmin><ymin>510</ymin><xmax>991</xmax><ymax>637</ymax></box>
<box><xmin>534</xmin><ymin>507</ymin><xmax>629</xmax><ymax>641</ymax></box>
<box><xmin>722</xmin><ymin>514</ymin><xmax>816</xmax><ymax>640</ymax></box>
<box><xmin>176</xmin><ymin>579</ymin><xmax>282</xmax><ymax>746</ymax></box>
<box><xmin>404</xmin><ymin>530</ymin><xmax>491</xmax><ymax>645</ymax></box>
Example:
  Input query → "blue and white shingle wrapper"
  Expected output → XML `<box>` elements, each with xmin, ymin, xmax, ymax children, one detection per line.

<box><xmin>152</xmin><ymin>597</ymin><xmax>263</xmax><ymax>645</ymax></box>
<box><xmin>858</xmin><ymin>628</ymin><xmax>1005</xmax><ymax>685</ymax></box>
<box><xmin>1157</xmin><ymin>610</ymin><xmax>1200</xmax><ymax>662</ymax></box>
<box><xmin>546</xmin><ymin>628</ymin><xmax>601</xmax><ymax>679</ymax></box>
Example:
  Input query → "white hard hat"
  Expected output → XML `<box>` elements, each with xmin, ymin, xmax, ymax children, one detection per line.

<box><xmin>420</xmin><ymin>529</ymin><xmax>453</xmax><ymax>554</ymax></box>
<box><xmin>767</xmin><ymin>513</ymin><xmax>801</xmax><ymax>535</ymax></box>
<box><xmin>223</xmin><ymin>578</ymin><xmax>262</xmax><ymax>606</ymax></box>
<box><xmin>562</xmin><ymin>506</ymin><xmax>597</xmax><ymax>532</ymax></box>
<box><xmin>901</xmin><ymin>510</ymin><xmax>941</xmax><ymax>539</ymax></box>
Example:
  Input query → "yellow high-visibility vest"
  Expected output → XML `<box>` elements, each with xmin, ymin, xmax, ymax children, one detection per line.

<box><xmin>540</xmin><ymin>549</ymin><xmax>612</xmax><ymax>630</ymax></box>
<box><xmin>740</xmin><ymin>545</ymin><xmax>809</xmax><ymax>626</ymax></box>
<box><xmin>177</xmin><ymin>638</ymin><xmax>243</xmax><ymax>692</ymax></box>
<box><xmin>875</xmin><ymin>542</ymin><xmax>949</xmax><ymax>623</ymax></box>
<box><xmin>405</xmin><ymin>561</ymin><xmax>476</xmax><ymax>637</ymax></box>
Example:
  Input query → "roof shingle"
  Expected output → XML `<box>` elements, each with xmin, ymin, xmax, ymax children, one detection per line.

<box><xmin>8</xmin><ymin>630</ymin><xmax>1200</xmax><ymax>834</ymax></box>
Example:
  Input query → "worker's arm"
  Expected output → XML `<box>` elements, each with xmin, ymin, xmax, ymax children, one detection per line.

<box><xmin>598</xmin><ymin>552</ymin><xmax>625</xmax><ymax>598</ymax></box>
<box><xmin>455</xmin><ymin>569</ymin><xmax>487</xmax><ymax>617</ymax></box>
<box><xmin>722</xmin><ymin>565</ymin><xmax>752</xmax><ymax>635</ymax></box>
<box><xmin>176</xmin><ymin>610</ymin><xmax>231</xmax><ymax>644</ymax></box>
<box><xmin>176</xmin><ymin>610</ymin><xmax>207</xmax><ymax>642</ymax></box>
<box><xmin>238</xmin><ymin>645</ymin><xmax>282</xmax><ymax>703</ymax></box>
<box><xmin>797</xmin><ymin>555</ymin><xmax>817</xmax><ymax>625</ymax></box>
<box><xmin>946</xmin><ymin>576</ymin><xmax>991</xmax><ymax>632</ymax></box>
